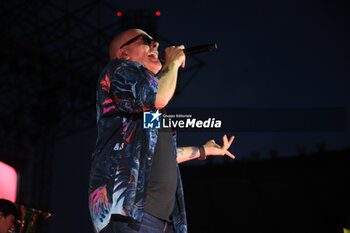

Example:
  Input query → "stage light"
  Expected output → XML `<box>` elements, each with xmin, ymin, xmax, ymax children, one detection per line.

<box><xmin>155</xmin><ymin>11</ymin><xmax>161</xmax><ymax>16</ymax></box>
<box><xmin>117</xmin><ymin>11</ymin><xmax>122</xmax><ymax>16</ymax></box>
<box><xmin>0</xmin><ymin>161</ymin><xmax>17</xmax><ymax>202</ymax></box>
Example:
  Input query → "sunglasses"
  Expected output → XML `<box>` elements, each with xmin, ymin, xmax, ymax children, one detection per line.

<box><xmin>119</xmin><ymin>34</ymin><xmax>155</xmax><ymax>49</ymax></box>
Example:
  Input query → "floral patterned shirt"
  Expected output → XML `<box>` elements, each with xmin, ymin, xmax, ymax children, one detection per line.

<box><xmin>88</xmin><ymin>59</ymin><xmax>187</xmax><ymax>233</ymax></box>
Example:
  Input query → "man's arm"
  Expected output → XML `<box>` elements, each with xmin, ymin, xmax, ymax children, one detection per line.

<box><xmin>155</xmin><ymin>45</ymin><xmax>185</xmax><ymax>109</ymax></box>
<box><xmin>177</xmin><ymin>135</ymin><xmax>235</xmax><ymax>164</ymax></box>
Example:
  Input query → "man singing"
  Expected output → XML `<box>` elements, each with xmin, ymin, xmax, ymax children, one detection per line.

<box><xmin>88</xmin><ymin>28</ymin><xmax>235</xmax><ymax>233</ymax></box>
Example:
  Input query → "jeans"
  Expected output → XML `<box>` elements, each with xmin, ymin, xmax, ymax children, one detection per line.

<box><xmin>100</xmin><ymin>212</ymin><xmax>175</xmax><ymax>233</ymax></box>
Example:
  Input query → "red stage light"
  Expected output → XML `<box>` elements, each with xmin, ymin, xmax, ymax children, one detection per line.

<box><xmin>0</xmin><ymin>161</ymin><xmax>17</xmax><ymax>202</ymax></box>
<box><xmin>117</xmin><ymin>11</ymin><xmax>122</xmax><ymax>16</ymax></box>
<box><xmin>155</xmin><ymin>11</ymin><xmax>161</xmax><ymax>16</ymax></box>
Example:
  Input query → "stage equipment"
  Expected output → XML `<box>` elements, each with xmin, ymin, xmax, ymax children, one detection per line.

<box><xmin>17</xmin><ymin>205</ymin><xmax>52</xmax><ymax>233</ymax></box>
<box><xmin>0</xmin><ymin>161</ymin><xmax>17</xmax><ymax>202</ymax></box>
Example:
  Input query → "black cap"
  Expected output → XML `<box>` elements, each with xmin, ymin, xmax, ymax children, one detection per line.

<box><xmin>0</xmin><ymin>199</ymin><xmax>18</xmax><ymax>219</ymax></box>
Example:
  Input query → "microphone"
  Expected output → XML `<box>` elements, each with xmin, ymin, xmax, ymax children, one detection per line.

<box><xmin>183</xmin><ymin>43</ymin><xmax>217</xmax><ymax>55</ymax></box>
<box><xmin>159</xmin><ymin>43</ymin><xmax>217</xmax><ymax>61</ymax></box>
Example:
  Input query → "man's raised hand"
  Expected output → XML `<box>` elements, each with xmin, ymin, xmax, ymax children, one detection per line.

<box><xmin>203</xmin><ymin>135</ymin><xmax>235</xmax><ymax>159</ymax></box>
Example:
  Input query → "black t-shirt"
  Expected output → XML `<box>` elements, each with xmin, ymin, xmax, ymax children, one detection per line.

<box><xmin>144</xmin><ymin>126</ymin><xmax>178</xmax><ymax>222</ymax></box>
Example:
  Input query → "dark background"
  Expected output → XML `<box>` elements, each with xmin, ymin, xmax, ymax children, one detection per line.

<box><xmin>0</xmin><ymin>0</ymin><xmax>349</xmax><ymax>232</ymax></box>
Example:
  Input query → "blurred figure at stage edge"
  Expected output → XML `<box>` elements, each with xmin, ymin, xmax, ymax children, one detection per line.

<box><xmin>0</xmin><ymin>199</ymin><xmax>18</xmax><ymax>233</ymax></box>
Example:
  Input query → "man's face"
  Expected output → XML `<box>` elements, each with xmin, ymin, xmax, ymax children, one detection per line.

<box><xmin>0</xmin><ymin>214</ymin><xmax>15</xmax><ymax>233</ymax></box>
<box><xmin>120</xmin><ymin>30</ymin><xmax>162</xmax><ymax>74</ymax></box>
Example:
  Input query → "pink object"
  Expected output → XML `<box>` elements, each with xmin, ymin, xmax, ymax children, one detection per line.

<box><xmin>103</xmin><ymin>105</ymin><xmax>116</xmax><ymax>114</ymax></box>
<box><xmin>0</xmin><ymin>161</ymin><xmax>17</xmax><ymax>202</ymax></box>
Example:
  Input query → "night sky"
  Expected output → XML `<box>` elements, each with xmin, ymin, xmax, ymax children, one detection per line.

<box><xmin>2</xmin><ymin>0</ymin><xmax>349</xmax><ymax>232</ymax></box>
<box><xmin>106</xmin><ymin>0</ymin><xmax>350</xmax><ymax>158</ymax></box>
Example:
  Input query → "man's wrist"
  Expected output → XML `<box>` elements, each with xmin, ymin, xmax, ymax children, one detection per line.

<box><xmin>164</xmin><ymin>60</ymin><xmax>180</xmax><ymax>70</ymax></box>
<box><xmin>198</xmin><ymin>145</ymin><xmax>206</xmax><ymax>160</ymax></box>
